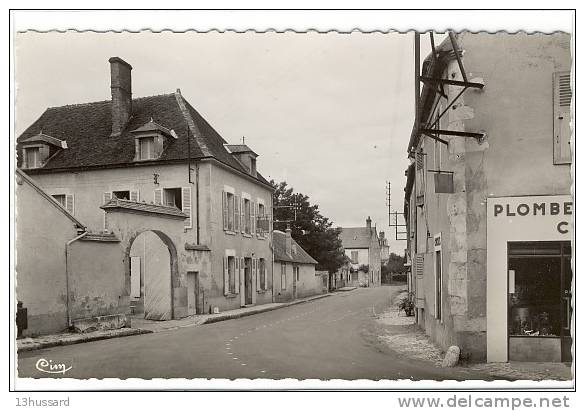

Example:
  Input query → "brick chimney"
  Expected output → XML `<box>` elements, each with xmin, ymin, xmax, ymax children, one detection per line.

<box><xmin>109</xmin><ymin>57</ymin><xmax>133</xmax><ymax>136</ymax></box>
<box><xmin>366</xmin><ymin>216</ymin><xmax>372</xmax><ymax>230</ymax></box>
<box><xmin>379</xmin><ymin>231</ymin><xmax>385</xmax><ymax>242</ymax></box>
<box><xmin>285</xmin><ymin>225</ymin><xmax>293</xmax><ymax>256</ymax></box>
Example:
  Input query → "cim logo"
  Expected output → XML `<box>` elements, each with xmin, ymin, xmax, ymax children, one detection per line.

<box><xmin>35</xmin><ymin>358</ymin><xmax>72</xmax><ymax>375</ymax></box>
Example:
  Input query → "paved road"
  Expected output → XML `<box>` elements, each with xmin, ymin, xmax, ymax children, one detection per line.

<box><xmin>18</xmin><ymin>286</ymin><xmax>481</xmax><ymax>380</ymax></box>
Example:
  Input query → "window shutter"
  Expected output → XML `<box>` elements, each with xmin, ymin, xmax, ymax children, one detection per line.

<box><xmin>415</xmin><ymin>152</ymin><xmax>425</xmax><ymax>206</ymax></box>
<box><xmin>415</xmin><ymin>254</ymin><xmax>425</xmax><ymax>307</ymax></box>
<box><xmin>553</xmin><ymin>71</ymin><xmax>572</xmax><ymax>164</ymax></box>
<box><xmin>223</xmin><ymin>257</ymin><xmax>229</xmax><ymax>296</ymax></box>
<box><xmin>251</xmin><ymin>200</ymin><xmax>256</xmax><ymax>235</ymax></box>
<box><xmin>241</xmin><ymin>198</ymin><xmax>245</xmax><ymax>234</ymax></box>
<box><xmin>154</xmin><ymin>188</ymin><xmax>163</xmax><ymax>205</ymax></box>
<box><xmin>263</xmin><ymin>263</ymin><xmax>268</xmax><ymax>290</ymax></box>
<box><xmin>222</xmin><ymin>191</ymin><xmax>228</xmax><ymax>231</ymax></box>
<box><xmin>65</xmin><ymin>194</ymin><xmax>74</xmax><ymax>215</ymax></box>
<box><xmin>103</xmin><ymin>192</ymin><xmax>112</xmax><ymax>229</ymax></box>
<box><xmin>182</xmin><ymin>187</ymin><xmax>192</xmax><ymax>229</ymax></box>
<box><xmin>130</xmin><ymin>190</ymin><xmax>140</xmax><ymax>202</ymax></box>
<box><xmin>234</xmin><ymin>195</ymin><xmax>240</xmax><ymax>232</ymax></box>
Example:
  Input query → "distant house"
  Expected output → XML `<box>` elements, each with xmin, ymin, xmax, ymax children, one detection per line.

<box><xmin>273</xmin><ymin>228</ymin><xmax>322</xmax><ymax>302</ymax></box>
<box><xmin>15</xmin><ymin>169</ymin><xmax>125</xmax><ymax>336</ymax></box>
<box><xmin>339</xmin><ymin>217</ymin><xmax>382</xmax><ymax>287</ymax></box>
<box><xmin>16</xmin><ymin>56</ymin><xmax>275</xmax><ymax>322</ymax></box>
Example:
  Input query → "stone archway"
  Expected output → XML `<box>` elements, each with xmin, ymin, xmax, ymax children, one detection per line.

<box><xmin>102</xmin><ymin>200</ymin><xmax>188</xmax><ymax>320</ymax></box>
<box><xmin>127</xmin><ymin>230</ymin><xmax>179</xmax><ymax>320</ymax></box>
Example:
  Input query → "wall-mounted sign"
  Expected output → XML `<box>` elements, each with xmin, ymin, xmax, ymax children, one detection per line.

<box><xmin>490</xmin><ymin>196</ymin><xmax>572</xmax><ymax>235</ymax></box>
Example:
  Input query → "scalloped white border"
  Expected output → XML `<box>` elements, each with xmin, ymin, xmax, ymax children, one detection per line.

<box><xmin>8</xmin><ymin>7</ymin><xmax>576</xmax><ymax>395</ymax></box>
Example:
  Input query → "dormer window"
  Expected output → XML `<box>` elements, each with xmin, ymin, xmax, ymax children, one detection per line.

<box><xmin>131</xmin><ymin>119</ymin><xmax>177</xmax><ymax>162</ymax></box>
<box><xmin>19</xmin><ymin>132</ymin><xmax>68</xmax><ymax>169</ymax></box>
<box><xmin>224</xmin><ymin>144</ymin><xmax>259</xmax><ymax>178</ymax></box>
<box><xmin>139</xmin><ymin>136</ymin><xmax>156</xmax><ymax>160</ymax></box>
<box><xmin>24</xmin><ymin>147</ymin><xmax>41</xmax><ymax>168</ymax></box>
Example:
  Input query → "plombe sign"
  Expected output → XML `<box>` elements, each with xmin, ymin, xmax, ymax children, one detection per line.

<box><xmin>490</xmin><ymin>196</ymin><xmax>572</xmax><ymax>235</ymax></box>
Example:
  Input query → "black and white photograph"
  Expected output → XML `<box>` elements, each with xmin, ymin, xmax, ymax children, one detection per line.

<box><xmin>7</xmin><ymin>7</ymin><xmax>577</xmax><ymax>400</ymax></box>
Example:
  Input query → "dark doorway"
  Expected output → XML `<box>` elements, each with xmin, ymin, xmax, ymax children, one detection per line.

<box><xmin>187</xmin><ymin>271</ymin><xmax>200</xmax><ymax>315</ymax></box>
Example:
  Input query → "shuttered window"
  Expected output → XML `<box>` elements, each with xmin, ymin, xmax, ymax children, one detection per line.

<box><xmin>234</xmin><ymin>195</ymin><xmax>240</xmax><ymax>232</ymax></box>
<box><xmin>553</xmin><ymin>71</ymin><xmax>572</xmax><ymax>164</ymax></box>
<box><xmin>259</xmin><ymin>258</ymin><xmax>267</xmax><ymax>291</ymax></box>
<box><xmin>415</xmin><ymin>254</ymin><xmax>425</xmax><ymax>307</ymax></box>
<box><xmin>415</xmin><ymin>152</ymin><xmax>425</xmax><ymax>206</ymax></box>
<box><xmin>281</xmin><ymin>262</ymin><xmax>287</xmax><ymax>290</ymax></box>
<box><xmin>182</xmin><ymin>187</ymin><xmax>192</xmax><ymax>229</ymax></box>
<box><xmin>130</xmin><ymin>190</ymin><xmax>140</xmax><ymax>202</ymax></box>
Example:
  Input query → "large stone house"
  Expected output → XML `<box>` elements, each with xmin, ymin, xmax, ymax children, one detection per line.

<box><xmin>16</xmin><ymin>57</ymin><xmax>275</xmax><ymax>324</ymax></box>
<box><xmin>339</xmin><ymin>217</ymin><xmax>382</xmax><ymax>287</ymax></box>
<box><xmin>404</xmin><ymin>33</ymin><xmax>572</xmax><ymax>363</ymax></box>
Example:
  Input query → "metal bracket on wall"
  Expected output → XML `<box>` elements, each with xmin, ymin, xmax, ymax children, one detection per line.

<box><xmin>414</xmin><ymin>31</ymin><xmax>487</xmax><ymax>149</ymax></box>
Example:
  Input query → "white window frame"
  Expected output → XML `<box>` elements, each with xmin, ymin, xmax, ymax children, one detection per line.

<box><xmin>281</xmin><ymin>262</ymin><xmax>287</xmax><ymax>290</ymax></box>
<box><xmin>138</xmin><ymin>136</ymin><xmax>156</xmax><ymax>160</ymax></box>
<box><xmin>24</xmin><ymin>146</ymin><xmax>41</xmax><ymax>169</ymax></box>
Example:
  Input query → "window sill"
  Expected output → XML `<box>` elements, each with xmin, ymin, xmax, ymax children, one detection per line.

<box><xmin>256</xmin><ymin>290</ymin><xmax>268</xmax><ymax>294</ymax></box>
<box><xmin>224</xmin><ymin>230</ymin><xmax>237</xmax><ymax>236</ymax></box>
<box><xmin>225</xmin><ymin>293</ymin><xmax>239</xmax><ymax>299</ymax></box>
<box><xmin>243</xmin><ymin>233</ymin><xmax>252</xmax><ymax>238</ymax></box>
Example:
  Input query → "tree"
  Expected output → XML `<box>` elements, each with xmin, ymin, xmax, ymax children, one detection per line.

<box><xmin>381</xmin><ymin>253</ymin><xmax>407</xmax><ymax>283</ymax></box>
<box><xmin>271</xmin><ymin>180</ymin><xmax>346</xmax><ymax>274</ymax></box>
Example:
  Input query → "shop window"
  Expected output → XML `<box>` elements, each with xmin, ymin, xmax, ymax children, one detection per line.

<box><xmin>508</xmin><ymin>241</ymin><xmax>572</xmax><ymax>362</ymax></box>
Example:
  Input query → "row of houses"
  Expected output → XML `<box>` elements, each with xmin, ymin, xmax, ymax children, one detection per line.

<box><xmin>16</xmin><ymin>57</ymin><xmax>327</xmax><ymax>337</ymax></box>
<box><xmin>403</xmin><ymin>32</ymin><xmax>572</xmax><ymax>363</ymax></box>
<box><xmin>330</xmin><ymin>218</ymin><xmax>387</xmax><ymax>290</ymax></box>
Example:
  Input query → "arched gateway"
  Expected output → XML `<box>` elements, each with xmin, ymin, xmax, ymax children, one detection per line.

<box><xmin>101</xmin><ymin>199</ymin><xmax>188</xmax><ymax>320</ymax></box>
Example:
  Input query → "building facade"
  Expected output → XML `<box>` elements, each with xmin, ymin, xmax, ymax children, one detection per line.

<box><xmin>404</xmin><ymin>32</ymin><xmax>572</xmax><ymax>362</ymax></box>
<box><xmin>339</xmin><ymin>217</ymin><xmax>382</xmax><ymax>287</ymax></box>
<box><xmin>15</xmin><ymin>170</ymin><xmax>126</xmax><ymax>336</ymax></box>
<box><xmin>17</xmin><ymin>57</ymin><xmax>275</xmax><ymax>323</ymax></box>
<box><xmin>273</xmin><ymin>229</ymin><xmax>323</xmax><ymax>302</ymax></box>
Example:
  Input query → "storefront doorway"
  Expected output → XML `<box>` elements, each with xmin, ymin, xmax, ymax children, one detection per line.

<box><xmin>507</xmin><ymin>241</ymin><xmax>572</xmax><ymax>362</ymax></box>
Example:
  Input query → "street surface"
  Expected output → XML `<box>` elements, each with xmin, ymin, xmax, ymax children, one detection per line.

<box><xmin>19</xmin><ymin>286</ymin><xmax>482</xmax><ymax>380</ymax></box>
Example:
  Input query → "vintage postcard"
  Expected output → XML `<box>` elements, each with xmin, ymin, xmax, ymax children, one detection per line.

<box><xmin>9</xmin><ymin>8</ymin><xmax>575</xmax><ymax>398</ymax></box>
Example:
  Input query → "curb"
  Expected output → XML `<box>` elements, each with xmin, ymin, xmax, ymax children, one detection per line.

<box><xmin>17</xmin><ymin>328</ymin><xmax>152</xmax><ymax>353</ymax></box>
<box><xmin>18</xmin><ymin>293</ymin><xmax>335</xmax><ymax>351</ymax></box>
<box><xmin>203</xmin><ymin>293</ymin><xmax>331</xmax><ymax>325</ymax></box>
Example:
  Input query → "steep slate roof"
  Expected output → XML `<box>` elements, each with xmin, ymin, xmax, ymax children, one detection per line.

<box><xmin>16</xmin><ymin>91</ymin><xmax>271</xmax><ymax>187</ymax></box>
<box><xmin>339</xmin><ymin>227</ymin><xmax>376</xmax><ymax>249</ymax></box>
<box><xmin>273</xmin><ymin>230</ymin><xmax>318</xmax><ymax>265</ymax></box>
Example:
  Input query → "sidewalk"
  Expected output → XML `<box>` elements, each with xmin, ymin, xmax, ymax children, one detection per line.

<box><xmin>131</xmin><ymin>292</ymin><xmax>331</xmax><ymax>333</ymax></box>
<box><xmin>17</xmin><ymin>291</ymin><xmax>336</xmax><ymax>352</ymax></box>
<box><xmin>17</xmin><ymin>328</ymin><xmax>151</xmax><ymax>353</ymax></box>
<box><xmin>375</xmin><ymin>289</ymin><xmax>573</xmax><ymax>381</ymax></box>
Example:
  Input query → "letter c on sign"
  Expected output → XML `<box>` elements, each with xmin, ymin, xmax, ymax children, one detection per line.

<box><xmin>557</xmin><ymin>221</ymin><xmax>569</xmax><ymax>234</ymax></box>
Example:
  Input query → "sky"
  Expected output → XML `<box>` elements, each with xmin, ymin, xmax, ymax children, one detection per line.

<box><xmin>15</xmin><ymin>31</ymin><xmax>437</xmax><ymax>254</ymax></box>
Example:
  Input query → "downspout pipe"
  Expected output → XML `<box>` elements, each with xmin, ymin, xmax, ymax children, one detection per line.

<box><xmin>65</xmin><ymin>230</ymin><xmax>87</xmax><ymax>329</ymax></box>
<box><xmin>196</xmin><ymin>161</ymin><xmax>201</xmax><ymax>245</ymax></box>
